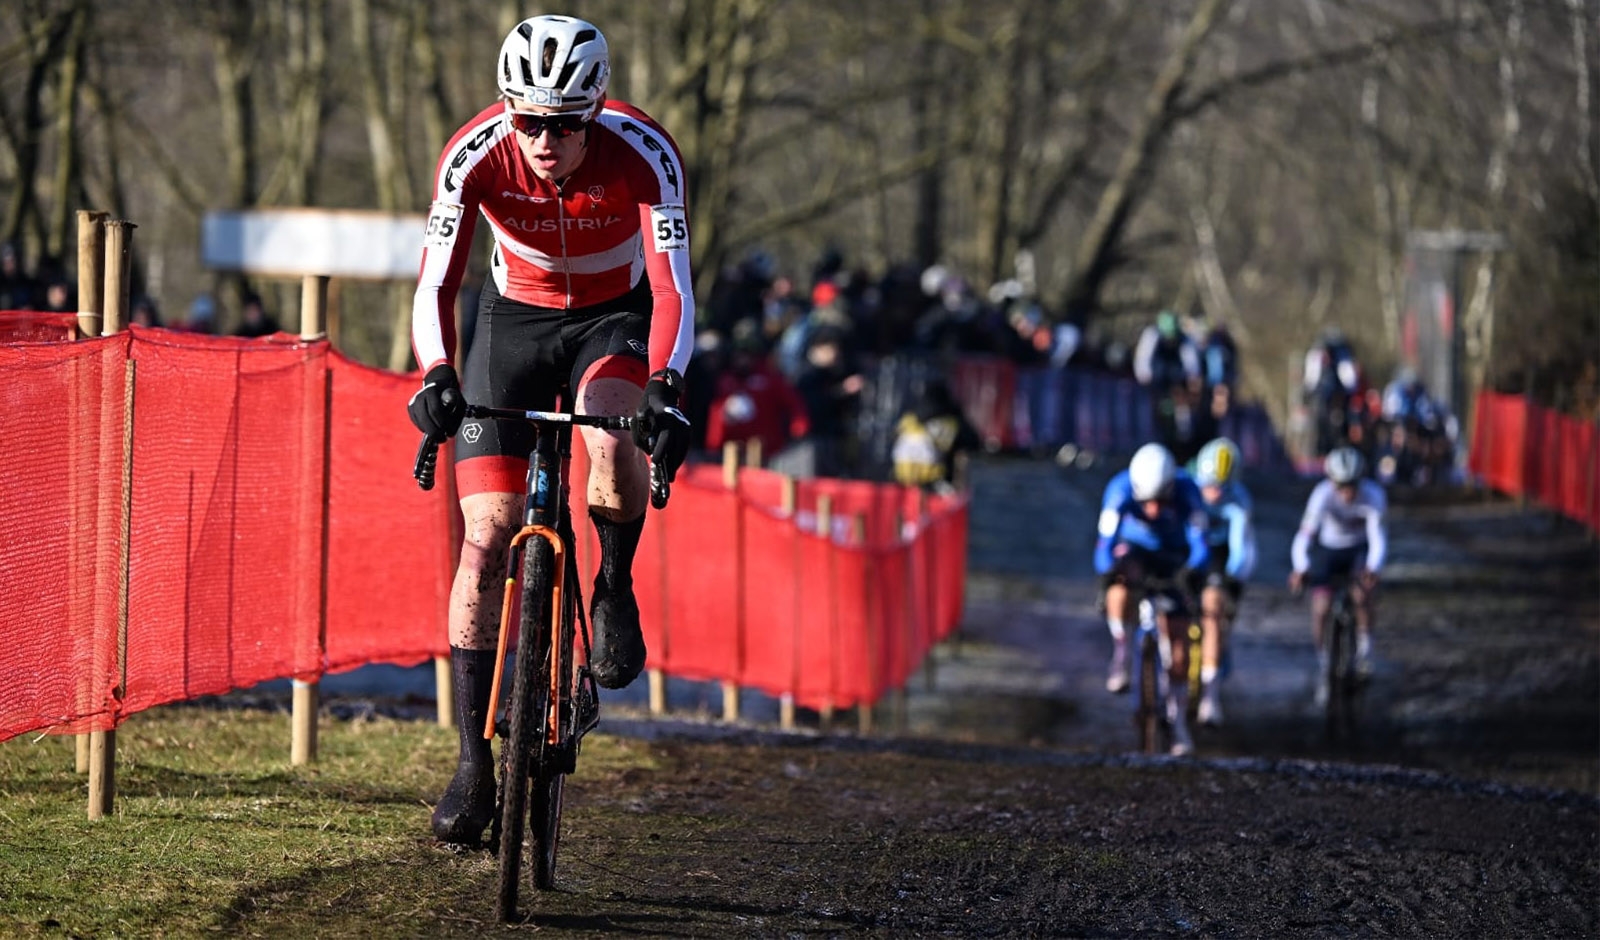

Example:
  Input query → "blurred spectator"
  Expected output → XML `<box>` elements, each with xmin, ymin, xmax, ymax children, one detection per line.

<box><xmin>183</xmin><ymin>293</ymin><xmax>218</xmax><ymax>333</ymax></box>
<box><xmin>38</xmin><ymin>276</ymin><xmax>75</xmax><ymax>314</ymax></box>
<box><xmin>130</xmin><ymin>295</ymin><xmax>163</xmax><ymax>328</ymax></box>
<box><xmin>683</xmin><ymin>329</ymin><xmax>728</xmax><ymax>455</ymax></box>
<box><xmin>793</xmin><ymin>324</ymin><xmax>865</xmax><ymax>477</ymax></box>
<box><xmin>234</xmin><ymin>292</ymin><xmax>282</xmax><ymax>337</ymax></box>
<box><xmin>704</xmin><ymin>319</ymin><xmax>809</xmax><ymax>462</ymax></box>
<box><xmin>0</xmin><ymin>242</ymin><xmax>39</xmax><ymax>310</ymax></box>
<box><xmin>891</xmin><ymin>376</ymin><xmax>981</xmax><ymax>494</ymax></box>
<box><xmin>705</xmin><ymin>249</ymin><xmax>775</xmax><ymax>337</ymax></box>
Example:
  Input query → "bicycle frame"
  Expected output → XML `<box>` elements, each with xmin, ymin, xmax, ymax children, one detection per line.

<box><xmin>485</xmin><ymin>419</ymin><xmax>574</xmax><ymax>751</ymax></box>
<box><xmin>412</xmin><ymin>399</ymin><xmax>669</xmax><ymax>922</ymax></box>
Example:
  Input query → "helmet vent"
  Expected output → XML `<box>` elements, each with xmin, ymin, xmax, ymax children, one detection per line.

<box><xmin>580</xmin><ymin>64</ymin><xmax>600</xmax><ymax>91</ymax></box>
<box><xmin>517</xmin><ymin>22</ymin><xmax>534</xmax><ymax>40</ymax></box>
<box><xmin>574</xmin><ymin>28</ymin><xmax>597</xmax><ymax>45</ymax></box>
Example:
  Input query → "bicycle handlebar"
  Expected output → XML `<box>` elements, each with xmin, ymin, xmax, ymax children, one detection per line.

<box><xmin>411</xmin><ymin>403</ymin><xmax>671</xmax><ymax>509</ymax></box>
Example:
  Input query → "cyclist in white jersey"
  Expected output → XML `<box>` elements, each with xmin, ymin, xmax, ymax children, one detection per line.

<box><xmin>1289</xmin><ymin>446</ymin><xmax>1387</xmax><ymax>702</ymax></box>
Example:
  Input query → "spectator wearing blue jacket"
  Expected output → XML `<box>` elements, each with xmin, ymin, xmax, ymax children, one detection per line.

<box><xmin>1095</xmin><ymin>443</ymin><xmax>1210</xmax><ymax>756</ymax></box>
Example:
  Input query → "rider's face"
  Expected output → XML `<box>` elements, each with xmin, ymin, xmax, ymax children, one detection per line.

<box><xmin>508</xmin><ymin>104</ymin><xmax>590</xmax><ymax>183</ymax></box>
<box><xmin>1336</xmin><ymin>482</ymin><xmax>1359</xmax><ymax>503</ymax></box>
<box><xmin>1140</xmin><ymin>498</ymin><xmax>1164</xmax><ymax>519</ymax></box>
<box><xmin>1201</xmin><ymin>484</ymin><xmax>1223</xmax><ymax>504</ymax></box>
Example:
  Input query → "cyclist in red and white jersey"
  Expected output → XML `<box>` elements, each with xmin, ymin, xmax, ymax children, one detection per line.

<box><xmin>406</xmin><ymin>14</ymin><xmax>694</xmax><ymax>846</ymax></box>
<box><xmin>1289</xmin><ymin>447</ymin><xmax>1388</xmax><ymax>705</ymax></box>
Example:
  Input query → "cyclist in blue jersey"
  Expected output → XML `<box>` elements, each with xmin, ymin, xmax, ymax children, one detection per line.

<box><xmin>1185</xmin><ymin>438</ymin><xmax>1257</xmax><ymax>726</ymax></box>
<box><xmin>1095</xmin><ymin>442</ymin><xmax>1210</xmax><ymax>756</ymax></box>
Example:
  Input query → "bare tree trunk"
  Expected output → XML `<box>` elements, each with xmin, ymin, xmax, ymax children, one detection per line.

<box><xmin>1464</xmin><ymin>0</ymin><xmax>1522</xmax><ymax>394</ymax></box>
<box><xmin>910</xmin><ymin>0</ymin><xmax>944</xmax><ymax>271</ymax></box>
<box><xmin>0</xmin><ymin>10</ymin><xmax>74</xmax><ymax>253</ymax></box>
<box><xmin>46</xmin><ymin>0</ymin><xmax>88</xmax><ymax>263</ymax></box>
<box><xmin>351</xmin><ymin>0</ymin><xmax>420</xmax><ymax>369</ymax></box>
<box><xmin>980</xmin><ymin>6</ymin><xmax>1030</xmax><ymax>287</ymax></box>
<box><xmin>260</xmin><ymin>0</ymin><xmax>328</xmax><ymax>209</ymax></box>
<box><xmin>1361</xmin><ymin>77</ymin><xmax>1404</xmax><ymax>353</ymax></box>
<box><xmin>1060</xmin><ymin>0</ymin><xmax>1230</xmax><ymax>323</ymax></box>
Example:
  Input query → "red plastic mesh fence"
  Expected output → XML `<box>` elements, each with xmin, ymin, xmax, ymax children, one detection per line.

<box><xmin>0</xmin><ymin>337</ymin><xmax>127</xmax><ymax>738</ymax></box>
<box><xmin>1471</xmin><ymin>391</ymin><xmax>1600</xmax><ymax>531</ymax></box>
<box><xmin>324</xmin><ymin>355</ymin><xmax>454</xmax><ymax>672</ymax></box>
<box><xmin>0</xmin><ymin>311</ymin><xmax>79</xmax><ymax>342</ymax></box>
<box><xmin>121</xmin><ymin>330</ymin><xmax>325</xmax><ymax>714</ymax></box>
<box><xmin>0</xmin><ymin>327</ymin><xmax>968</xmax><ymax>740</ymax></box>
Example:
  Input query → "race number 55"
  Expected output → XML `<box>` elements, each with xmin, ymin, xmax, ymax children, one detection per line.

<box><xmin>651</xmin><ymin>205</ymin><xmax>689</xmax><ymax>252</ymax></box>
<box><xmin>425</xmin><ymin>202</ymin><xmax>464</xmax><ymax>248</ymax></box>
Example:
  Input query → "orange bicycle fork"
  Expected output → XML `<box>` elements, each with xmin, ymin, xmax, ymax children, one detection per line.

<box><xmin>484</xmin><ymin>524</ymin><xmax>567</xmax><ymax>747</ymax></box>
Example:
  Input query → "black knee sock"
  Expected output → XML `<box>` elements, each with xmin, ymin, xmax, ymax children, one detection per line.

<box><xmin>590</xmin><ymin>509</ymin><xmax>645</xmax><ymax>594</ymax></box>
<box><xmin>450</xmin><ymin>646</ymin><xmax>497</xmax><ymax>765</ymax></box>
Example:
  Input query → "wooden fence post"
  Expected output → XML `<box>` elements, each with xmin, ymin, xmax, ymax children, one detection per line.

<box><xmin>72</xmin><ymin>210</ymin><xmax>107</xmax><ymax>775</ymax></box>
<box><xmin>779</xmin><ymin>475</ymin><xmax>798</xmax><ymax>731</ymax></box>
<box><xmin>88</xmin><ymin>219</ymin><xmax>134</xmax><ymax>820</ymax></box>
<box><xmin>292</xmin><ymin>274</ymin><xmax>329</xmax><ymax>766</ymax></box>
<box><xmin>892</xmin><ymin>508</ymin><xmax>911</xmax><ymax>734</ymax></box>
<box><xmin>817</xmin><ymin>494</ymin><xmax>834</xmax><ymax>732</ymax></box>
<box><xmin>853</xmin><ymin>513</ymin><xmax>873</xmax><ymax>735</ymax></box>
<box><xmin>721</xmin><ymin>443</ymin><xmax>742</xmax><ymax>723</ymax></box>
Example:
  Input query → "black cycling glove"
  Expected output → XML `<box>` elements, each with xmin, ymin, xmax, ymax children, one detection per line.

<box><xmin>633</xmin><ymin>368</ymin><xmax>691</xmax><ymax>482</ymax></box>
<box><xmin>407</xmin><ymin>363</ymin><xmax>466</xmax><ymax>441</ymax></box>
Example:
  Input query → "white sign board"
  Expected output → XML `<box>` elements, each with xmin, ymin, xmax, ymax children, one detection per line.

<box><xmin>201</xmin><ymin>208</ymin><xmax>426</xmax><ymax>280</ymax></box>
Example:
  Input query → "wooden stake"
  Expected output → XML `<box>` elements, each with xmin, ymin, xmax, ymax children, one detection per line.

<box><xmin>292</xmin><ymin>275</ymin><xmax>330</xmax><ymax>766</ymax></box>
<box><xmin>721</xmin><ymin>443</ymin><xmax>742</xmax><ymax>722</ymax></box>
<box><xmin>291</xmin><ymin>680</ymin><xmax>318</xmax><ymax>766</ymax></box>
<box><xmin>72</xmin><ymin>210</ymin><xmax>106</xmax><ymax>775</ymax></box>
<box><xmin>89</xmin><ymin>221</ymin><xmax>133</xmax><ymax>818</ymax></box>
<box><xmin>436</xmin><ymin>656</ymin><xmax>454</xmax><ymax>728</ymax></box>
<box><xmin>779</xmin><ymin>475</ymin><xmax>799</xmax><ymax>731</ymax></box>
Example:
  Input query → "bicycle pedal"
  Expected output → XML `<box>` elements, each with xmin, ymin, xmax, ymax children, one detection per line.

<box><xmin>575</xmin><ymin>685</ymin><xmax>600</xmax><ymax>736</ymax></box>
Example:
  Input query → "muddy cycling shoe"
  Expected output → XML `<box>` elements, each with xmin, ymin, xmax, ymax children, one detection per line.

<box><xmin>431</xmin><ymin>760</ymin><xmax>496</xmax><ymax>845</ymax></box>
<box><xmin>1197</xmin><ymin>684</ymin><xmax>1224</xmax><ymax>727</ymax></box>
<box><xmin>590</xmin><ymin>583</ymin><xmax>646</xmax><ymax>690</ymax></box>
<box><xmin>1106</xmin><ymin>640</ymin><xmax>1130</xmax><ymax>694</ymax></box>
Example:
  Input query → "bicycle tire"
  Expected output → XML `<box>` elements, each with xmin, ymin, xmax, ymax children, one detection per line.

<box><xmin>529</xmin><ymin>544</ymin><xmax>578</xmax><ymax>891</ymax></box>
<box><xmin>1138</xmin><ymin>630</ymin><xmax>1162</xmax><ymax>754</ymax></box>
<box><xmin>495</xmin><ymin>536</ymin><xmax>557</xmax><ymax>922</ymax></box>
<box><xmin>1324</xmin><ymin>587</ymin><xmax>1356</xmax><ymax>726</ymax></box>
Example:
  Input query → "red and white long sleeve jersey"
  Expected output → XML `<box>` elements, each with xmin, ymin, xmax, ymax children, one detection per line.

<box><xmin>410</xmin><ymin>99</ymin><xmax>695</xmax><ymax>377</ymax></box>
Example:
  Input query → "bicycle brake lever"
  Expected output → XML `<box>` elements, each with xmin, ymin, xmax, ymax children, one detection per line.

<box><xmin>649</xmin><ymin>461</ymin><xmax>670</xmax><ymax>510</ymax></box>
<box><xmin>414</xmin><ymin>434</ymin><xmax>441</xmax><ymax>491</ymax></box>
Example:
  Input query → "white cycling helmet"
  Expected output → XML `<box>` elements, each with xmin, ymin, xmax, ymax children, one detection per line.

<box><xmin>498</xmin><ymin>15</ymin><xmax>610</xmax><ymax>118</ymax></box>
<box><xmin>1194</xmin><ymin>437</ymin><xmax>1241</xmax><ymax>488</ymax></box>
<box><xmin>1325</xmin><ymin>446</ymin><xmax>1365</xmax><ymax>485</ymax></box>
<box><xmin>1128</xmin><ymin>443</ymin><xmax>1178</xmax><ymax>501</ymax></box>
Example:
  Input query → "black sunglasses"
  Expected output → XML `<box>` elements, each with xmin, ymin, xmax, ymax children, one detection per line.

<box><xmin>507</xmin><ymin>110</ymin><xmax>590</xmax><ymax>140</ymax></box>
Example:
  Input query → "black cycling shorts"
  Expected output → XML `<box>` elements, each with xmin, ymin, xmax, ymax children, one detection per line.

<box><xmin>1102</xmin><ymin>547</ymin><xmax>1189</xmax><ymax>616</ymax></box>
<box><xmin>455</xmin><ymin>277</ymin><xmax>651</xmax><ymax>496</ymax></box>
<box><xmin>1307</xmin><ymin>541</ymin><xmax>1367</xmax><ymax>589</ymax></box>
<box><xmin>1187</xmin><ymin>547</ymin><xmax>1244</xmax><ymax>603</ymax></box>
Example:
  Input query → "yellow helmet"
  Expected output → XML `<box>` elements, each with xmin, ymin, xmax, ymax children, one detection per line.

<box><xmin>1195</xmin><ymin>438</ymin><xmax>1240</xmax><ymax>487</ymax></box>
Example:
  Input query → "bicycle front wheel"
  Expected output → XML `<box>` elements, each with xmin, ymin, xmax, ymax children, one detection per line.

<box><xmin>529</xmin><ymin>548</ymin><xmax>578</xmax><ymax>891</ymax></box>
<box><xmin>495</xmin><ymin>536</ymin><xmax>557</xmax><ymax>922</ymax></box>
<box><xmin>1137</xmin><ymin>631</ymin><xmax>1162</xmax><ymax>754</ymax></box>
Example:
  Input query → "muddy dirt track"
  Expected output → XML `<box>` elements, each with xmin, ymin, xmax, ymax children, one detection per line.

<box><xmin>460</xmin><ymin>454</ymin><xmax>1599</xmax><ymax>938</ymax></box>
